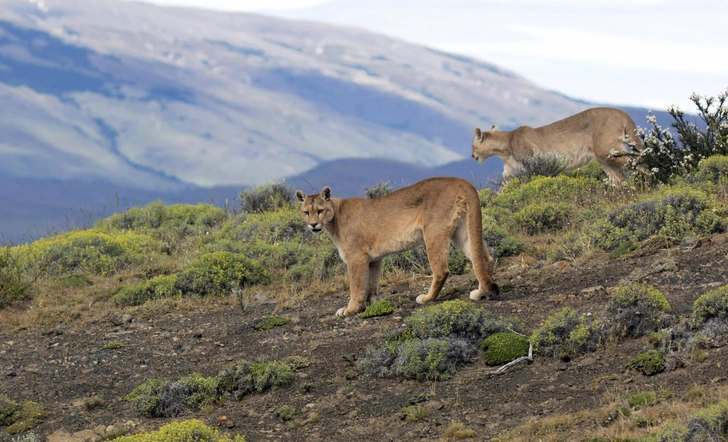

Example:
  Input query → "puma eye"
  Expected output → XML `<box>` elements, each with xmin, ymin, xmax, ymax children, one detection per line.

<box><xmin>317</xmin><ymin>209</ymin><xmax>323</xmax><ymax>215</ymax></box>
<box><xmin>303</xmin><ymin>210</ymin><xmax>309</xmax><ymax>216</ymax></box>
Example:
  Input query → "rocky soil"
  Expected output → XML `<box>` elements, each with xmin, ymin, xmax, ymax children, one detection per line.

<box><xmin>1</xmin><ymin>234</ymin><xmax>727</xmax><ymax>442</ymax></box>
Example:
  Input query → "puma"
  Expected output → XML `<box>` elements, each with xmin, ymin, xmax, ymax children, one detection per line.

<box><xmin>472</xmin><ymin>107</ymin><xmax>643</xmax><ymax>184</ymax></box>
<box><xmin>295</xmin><ymin>177</ymin><xmax>499</xmax><ymax>317</ymax></box>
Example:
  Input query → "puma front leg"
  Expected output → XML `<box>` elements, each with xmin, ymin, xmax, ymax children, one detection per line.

<box><xmin>336</xmin><ymin>256</ymin><xmax>370</xmax><ymax>317</ymax></box>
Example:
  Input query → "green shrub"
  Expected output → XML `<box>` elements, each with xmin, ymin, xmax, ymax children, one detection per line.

<box><xmin>626</xmin><ymin>350</ymin><xmax>666</xmax><ymax>376</ymax></box>
<box><xmin>389</xmin><ymin>338</ymin><xmax>458</xmax><ymax>381</ymax></box>
<box><xmin>216</xmin><ymin>360</ymin><xmax>292</xmax><ymax>399</ymax></box>
<box><xmin>3</xmin><ymin>401</ymin><xmax>48</xmax><ymax>434</ymax></box>
<box><xmin>253</xmin><ymin>316</ymin><xmax>290</xmax><ymax>331</ymax></box>
<box><xmin>608</xmin><ymin>240</ymin><xmax>637</xmax><ymax>259</ymax></box>
<box><xmin>174</xmin><ymin>251</ymin><xmax>271</xmax><ymax>298</ymax></box>
<box><xmin>0</xmin><ymin>247</ymin><xmax>31</xmax><ymax>308</ymax></box>
<box><xmin>685</xmin><ymin>401</ymin><xmax>728</xmax><ymax>440</ymax></box>
<box><xmin>405</xmin><ymin>300</ymin><xmax>509</xmax><ymax>341</ymax></box>
<box><xmin>124</xmin><ymin>380</ymin><xmax>166</xmax><ymax>417</ymax></box>
<box><xmin>616</xmin><ymin>91</ymin><xmax>728</xmax><ymax>184</ymax></box>
<box><xmin>694</xmin><ymin>155</ymin><xmax>728</xmax><ymax>186</ymax></box>
<box><xmin>239</xmin><ymin>181</ymin><xmax>294</xmax><ymax>213</ymax></box>
<box><xmin>608</xmin><ymin>284</ymin><xmax>671</xmax><ymax>339</ymax></box>
<box><xmin>111</xmin><ymin>419</ymin><xmax>245</xmax><ymax>442</ymax></box>
<box><xmin>360</xmin><ymin>302</ymin><xmax>514</xmax><ymax>380</ymax></box>
<box><xmin>365</xmin><ymin>181</ymin><xmax>393</xmax><ymax>199</ymax></box>
<box><xmin>98</xmin><ymin>201</ymin><xmax>227</xmax><ymax>233</ymax></box>
<box><xmin>481</xmin><ymin>332</ymin><xmax>529</xmax><ymax>366</ymax></box>
<box><xmin>359</xmin><ymin>300</ymin><xmax>394</xmax><ymax>319</ymax></box>
<box><xmin>530</xmin><ymin>308</ymin><xmax>603</xmax><ymax>361</ymax></box>
<box><xmin>180</xmin><ymin>373</ymin><xmax>220</xmax><ymax>410</ymax></box>
<box><xmin>13</xmin><ymin>230</ymin><xmax>159</xmax><ymax>276</ymax></box>
<box><xmin>628</xmin><ymin>390</ymin><xmax>672</xmax><ymax>409</ymax></box>
<box><xmin>606</xmin><ymin>187</ymin><xmax>725</xmax><ymax>244</ymax></box>
<box><xmin>0</xmin><ymin>394</ymin><xmax>19</xmax><ymax>426</ymax></box>
<box><xmin>112</xmin><ymin>274</ymin><xmax>181</xmax><ymax>307</ymax></box>
<box><xmin>565</xmin><ymin>160</ymin><xmax>607</xmax><ymax>182</ymax></box>
<box><xmin>509</xmin><ymin>152</ymin><xmax>571</xmax><ymax>182</ymax></box>
<box><xmin>275</xmin><ymin>406</ymin><xmax>295</xmax><ymax>422</ymax></box>
<box><xmin>692</xmin><ymin>284</ymin><xmax>728</xmax><ymax>327</ymax></box>
<box><xmin>494</xmin><ymin>175</ymin><xmax>601</xmax><ymax>212</ymax></box>
<box><xmin>515</xmin><ymin>202</ymin><xmax>572</xmax><ymax>235</ymax></box>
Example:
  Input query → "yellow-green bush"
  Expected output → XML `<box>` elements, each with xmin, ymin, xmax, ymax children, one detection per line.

<box><xmin>694</xmin><ymin>155</ymin><xmax>728</xmax><ymax>186</ymax></box>
<box><xmin>0</xmin><ymin>246</ymin><xmax>31</xmax><ymax>308</ymax></box>
<box><xmin>494</xmin><ymin>175</ymin><xmax>602</xmax><ymax>212</ymax></box>
<box><xmin>530</xmin><ymin>308</ymin><xmax>603</xmax><ymax>361</ymax></box>
<box><xmin>608</xmin><ymin>284</ymin><xmax>671</xmax><ymax>339</ymax></box>
<box><xmin>0</xmin><ymin>398</ymin><xmax>47</xmax><ymax>434</ymax></box>
<box><xmin>113</xmin><ymin>274</ymin><xmax>180</xmax><ymax>307</ymax></box>
<box><xmin>13</xmin><ymin>230</ymin><xmax>159</xmax><ymax>276</ymax></box>
<box><xmin>692</xmin><ymin>284</ymin><xmax>728</xmax><ymax>327</ymax></box>
<box><xmin>604</xmin><ymin>187</ymin><xmax>725</xmax><ymax>244</ymax></box>
<box><xmin>514</xmin><ymin>202</ymin><xmax>572</xmax><ymax>235</ymax></box>
<box><xmin>97</xmin><ymin>201</ymin><xmax>227</xmax><ymax>233</ymax></box>
<box><xmin>216</xmin><ymin>360</ymin><xmax>292</xmax><ymax>399</ymax></box>
<box><xmin>174</xmin><ymin>251</ymin><xmax>270</xmax><ymax>298</ymax></box>
<box><xmin>111</xmin><ymin>419</ymin><xmax>245</xmax><ymax>442</ymax></box>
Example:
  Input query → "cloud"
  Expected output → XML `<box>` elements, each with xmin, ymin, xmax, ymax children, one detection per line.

<box><xmin>135</xmin><ymin>0</ymin><xmax>330</xmax><ymax>12</ymax></box>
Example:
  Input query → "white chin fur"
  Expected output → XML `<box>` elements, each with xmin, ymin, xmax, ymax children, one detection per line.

<box><xmin>477</xmin><ymin>157</ymin><xmax>485</xmax><ymax>164</ymax></box>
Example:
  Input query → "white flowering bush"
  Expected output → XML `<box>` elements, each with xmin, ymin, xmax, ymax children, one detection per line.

<box><xmin>614</xmin><ymin>89</ymin><xmax>728</xmax><ymax>184</ymax></box>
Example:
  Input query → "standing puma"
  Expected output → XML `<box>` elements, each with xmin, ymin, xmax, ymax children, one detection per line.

<box><xmin>296</xmin><ymin>177</ymin><xmax>499</xmax><ymax>317</ymax></box>
<box><xmin>472</xmin><ymin>107</ymin><xmax>642</xmax><ymax>184</ymax></box>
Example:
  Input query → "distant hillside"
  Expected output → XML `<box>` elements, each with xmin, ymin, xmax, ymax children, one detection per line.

<box><xmin>0</xmin><ymin>0</ymin><xmax>595</xmax><ymax>191</ymax></box>
<box><xmin>285</xmin><ymin>157</ymin><xmax>503</xmax><ymax>197</ymax></box>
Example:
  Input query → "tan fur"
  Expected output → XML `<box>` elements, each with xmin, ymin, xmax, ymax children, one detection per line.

<box><xmin>295</xmin><ymin>177</ymin><xmax>499</xmax><ymax>317</ymax></box>
<box><xmin>471</xmin><ymin>107</ymin><xmax>643</xmax><ymax>184</ymax></box>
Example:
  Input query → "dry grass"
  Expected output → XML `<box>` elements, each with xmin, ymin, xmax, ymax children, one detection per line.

<box><xmin>495</xmin><ymin>384</ymin><xmax>728</xmax><ymax>442</ymax></box>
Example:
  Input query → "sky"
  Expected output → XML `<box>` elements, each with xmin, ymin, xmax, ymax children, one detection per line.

<box><xmin>140</xmin><ymin>0</ymin><xmax>727</xmax><ymax>112</ymax></box>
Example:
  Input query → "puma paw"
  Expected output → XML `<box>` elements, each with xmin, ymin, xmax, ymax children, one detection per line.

<box><xmin>416</xmin><ymin>294</ymin><xmax>429</xmax><ymax>304</ymax></box>
<box><xmin>335</xmin><ymin>307</ymin><xmax>349</xmax><ymax>317</ymax></box>
<box><xmin>469</xmin><ymin>289</ymin><xmax>484</xmax><ymax>301</ymax></box>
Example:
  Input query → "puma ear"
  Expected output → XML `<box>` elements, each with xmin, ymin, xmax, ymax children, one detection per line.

<box><xmin>295</xmin><ymin>190</ymin><xmax>306</xmax><ymax>203</ymax></box>
<box><xmin>321</xmin><ymin>186</ymin><xmax>331</xmax><ymax>201</ymax></box>
<box><xmin>491</xmin><ymin>124</ymin><xmax>499</xmax><ymax>132</ymax></box>
<box><xmin>473</xmin><ymin>127</ymin><xmax>482</xmax><ymax>138</ymax></box>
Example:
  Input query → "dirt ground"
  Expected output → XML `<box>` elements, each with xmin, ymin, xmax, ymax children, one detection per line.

<box><xmin>1</xmin><ymin>235</ymin><xmax>727</xmax><ymax>442</ymax></box>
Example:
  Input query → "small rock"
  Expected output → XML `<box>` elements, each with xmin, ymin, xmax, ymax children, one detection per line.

<box><xmin>622</xmin><ymin>377</ymin><xmax>634</xmax><ymax>384</ymax></box>
<box><xmin>109</xmin><ymin>312</ymin><xmax>133</xmax><ymax>326</ymax></box>
<box><xmin>552</xmin><ymin>261</ymin><xmax>568</xmax><ymax>270</ymax></box>
<box><xmin>72</xmin><ymin>430</ymin><xmax>97</xmax><ymax>442</ymax></box>
<box><xmin>106</xmin><ymin>425</ymin><xmax>117</xmax><ymax>435</ymax></box>
<box><xmin>711</xmin><ymin>234</ymin><xmax>727</xmax><ymax>246</ymax></box>
<box><xmin>557</xmin><ymin>363</ymin><xmax>568</xmax><ymax>371</ymax></box>
<box><xmin>390</xmin><ymin>281</ymin><xmax>410</xmax><ymax>294</ymax></box>
<box><xmin>533</xmin><ymin>263</ymin><xmax>545</xmax><ymax>270</ymax></box>
<box><xmin>679</xmin><ymin>236</ymin><xmax>700</xmax><ymax>250</ymax></box>
<box><xmin>93</xmin><ymin>425</ymin><xmax>106</xmax><ymax>435</ymax></box>
<box><xmin>253</xmin><ymin>292</ymin><xmax>276</xmax><ymax>305</ymax></box>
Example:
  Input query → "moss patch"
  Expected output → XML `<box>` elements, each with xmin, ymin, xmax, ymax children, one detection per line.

<box><xmin>253</xmin><ymin>316</ymin><xmax>290</xmax><ymax>331</ymax></box>
<box><xmin>626</xmin><ymin>350</ymin><xmax>666</xmax><ymax>376</ymax></box>
<box><xmin>100</xmin><ymin>341</ymin><xmax>126</xmax><ymax>350</ymax></box>
<box><xmin>359</xmin><ymin>299</ymin><xmax>394</xmax><ymax>319</ymax></box>
<box><xmin>481</xmin><ymin>332</ymin><xmax>529</xmax><ymax>366</ymax></box>
<box><xmin>5</xmin><ymin>401</ymin><xmax>48</xmax><ymax>434</ymax></box>
<box><xmin>628</xmin><ymin>390</ymin><xmax>672</xmax><ymax>410</ymax></box>
<box><xmin>111</xmin><ymin>419</ymin><xmax>245</xmax><ymax>441</ymax></box>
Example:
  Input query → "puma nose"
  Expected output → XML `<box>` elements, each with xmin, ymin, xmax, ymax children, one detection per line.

<box><xmin>309</xmin><ymin>223</ymin><xmax>317</xmax><ymax>228</ymax></box>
